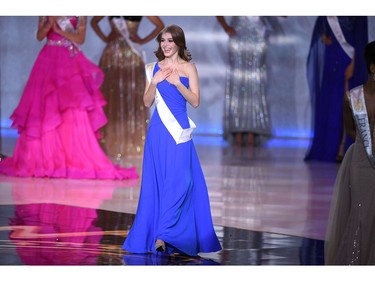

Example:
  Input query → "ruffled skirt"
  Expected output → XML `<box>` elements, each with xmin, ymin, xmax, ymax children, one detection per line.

<box><xmin>0</xmin><ymin>43</ymin><xmax>138</xmax><ymax>180</ymax></box>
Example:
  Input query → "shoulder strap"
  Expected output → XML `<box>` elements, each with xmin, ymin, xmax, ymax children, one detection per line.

<box><xmin>112</xmin><ymin>17</ymin><xmax>145</xmax><ymax>62</ymax></box>
<box><xmin>327</xmin><ymin>16</ymin><xmax>355</xmax><ymax>59</ymax></box>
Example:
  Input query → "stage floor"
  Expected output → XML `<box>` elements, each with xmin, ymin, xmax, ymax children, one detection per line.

<box><xmin>0</xmin><ymin>135</ymin><xmax>338</xmax><ymax>266</ymax></box>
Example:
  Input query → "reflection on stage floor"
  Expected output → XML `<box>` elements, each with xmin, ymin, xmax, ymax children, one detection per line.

<box><xmin>0</xmin><ymin>136</ymin><xmax>337</xmax><ymax>266</ymax></box>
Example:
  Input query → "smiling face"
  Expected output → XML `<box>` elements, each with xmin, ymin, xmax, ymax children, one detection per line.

<box><xmin>160</xmin><ymin>32</ymin><xmax>179</xmax><ymax>58</ymax></box>
<box><xmin>154</xmin><ymin>25</ymin><xmax>191</xmax><ymax>62</ymax></box>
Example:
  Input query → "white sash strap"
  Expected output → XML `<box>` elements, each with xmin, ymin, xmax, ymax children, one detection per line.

<box><xmin>145</xmin><ymin>62</ymin><xmax>196</xmax><ymax>145</ymax></box>
<box><xmin>327</xmin><ymin>16</ymin><xmax>355</xmax><ymax>59</ymax></box>
<box><xmin>57</xmin><ymin>17</ymin><xmax>75</xmax><ymax>33</ymax></box>
<box><xmin>112</xmin><ymin>17</ymin><xmax>145</xmax><ymax>62</ymax></box>
<box><xmin>349</xmin><ymin>86</ymin><xmax>375</xmax><ymax>167</ymax></box>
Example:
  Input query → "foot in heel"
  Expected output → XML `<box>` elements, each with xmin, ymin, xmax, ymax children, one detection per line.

<box><xmin>155</xmin><ymin>239</ymin><xmax>166</xmax><ymax>252</ymax></box>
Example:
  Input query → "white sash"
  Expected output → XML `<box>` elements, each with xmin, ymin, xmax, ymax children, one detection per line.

<box><xmin>145</xmin><ymin>62</ymin><xmax>196</xmax><ymax>145</ymax></box>
<box><xmin>112</xmin><ymin>17</ymin><xmax>145</xmax><ymax>62</ymax></box>
<box><xmin>349</xmin><ymin>86</ymin><xmax>375</xmax><ymax>167</ymax></box>
<box><xmin>327</xmin><ymin>16</ymin><xmax>355</xmax><ymax>59</ymax></box>
<box><xmin>57</xmin><ymin>17</ymin><xmax>75</xmax><ymax>32</ymax></box>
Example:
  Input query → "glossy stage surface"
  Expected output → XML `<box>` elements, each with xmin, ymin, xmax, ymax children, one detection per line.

<box><xmin>0</xmin><ymin>135</ymin><xmax>338</xmax><ymax>267</ymax></box>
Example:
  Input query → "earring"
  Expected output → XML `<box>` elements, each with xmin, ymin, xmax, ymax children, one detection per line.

<box><xmin>373</xmin><ymin>73</ymin><xmax>375</xmax><ymax>81</ymax></box>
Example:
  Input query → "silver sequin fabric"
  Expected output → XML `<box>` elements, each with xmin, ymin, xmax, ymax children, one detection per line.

<box><xmin>223</xmin><ymin>16</ymin><xmax>272</xmax><ymax>139</ymax></box>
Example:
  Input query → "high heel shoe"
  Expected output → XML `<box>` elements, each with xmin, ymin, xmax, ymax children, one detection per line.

<box><xmin>155</xmin><ymin>240</ymin><xmax>166</xmax><ymax>252</ymax></box>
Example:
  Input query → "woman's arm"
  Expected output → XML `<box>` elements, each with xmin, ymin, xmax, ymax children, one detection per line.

<box><xmin>52</xmin><ymin>16</ymin><xmax>87</xmax><ymax>45</ymax></box>
<box><xmin>90</xmin><ymin>16</ymin><xmax>111</xmax><ymax>43</ymax></box>
<box><xmin>216</xmin><ymin>16</ymin><xmax>236</xmax><ymax>37</ymax></box>
<box><xmin>143</xmin><ymin>79</ymin><xmax>157</xmax><ymax>108</ymax></box>
<box><xmin>36</xmin><ymin>16</ymin><xmax>54</xmax><ymax>41</ymax></box>
<box><xmin>168</xmin><ymin>63</ymin><xmax>200</xmax><ymax>108</ymax></box>
<box><xmin>130</xmin><ymin>16</ymin><xmax>165</xmax><ymax>45</ymax></box>
<box><xmin>343</xmin><ymin>92</ymin><xmax>356</xmax><ymax>140</ymax></box>
<box><xmin>140</xmin><ymin>16</ymin><xmax>164</xmax><ymax>44</ymax></box>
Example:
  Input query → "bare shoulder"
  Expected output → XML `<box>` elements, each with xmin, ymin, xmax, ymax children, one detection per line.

<box><xmin>184</xmin><ymin>62</ymin><xmax>198</xmax><ymax>75</ymax></box>
<box><xmin>176</xmin><ymin>61</ymin><xmax>196</xmax><ymax>77</ymax></box>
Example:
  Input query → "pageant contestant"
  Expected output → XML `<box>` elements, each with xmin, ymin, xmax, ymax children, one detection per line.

<box><xmin>0</xmin><ymin>16</ymin><xmax>138</xmax><ymax>180</ymax></box>
<box><xmin>325</xmin><ymin>41</ymin><xmax>375</xmax><ymax>265</ymax></box>
<box><xmin>91</xmin><ymin>16</ymin><xmax>164</xmax><ymax>159</ymax></box>
<box><xmin>123</xmin><ymin>25</ymin><xmax>222</xmax><ymax>256</ymax></box>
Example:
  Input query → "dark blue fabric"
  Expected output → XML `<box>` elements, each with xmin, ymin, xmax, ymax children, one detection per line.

<box><xmin>305</xmin><ymin>16</ymin><xmax>368</xmax><ymax>162</ymax></box>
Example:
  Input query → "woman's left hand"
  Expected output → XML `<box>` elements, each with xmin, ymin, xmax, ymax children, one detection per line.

<box><xmin>166</xmin><ymin>69</ymin><xmax>181</xmax><ymax>86</ymax></box>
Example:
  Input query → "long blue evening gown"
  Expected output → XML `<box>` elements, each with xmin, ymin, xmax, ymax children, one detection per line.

<box><xmin>123</xmin><ymin>62</ymin><xmax>222</xmax><ymax>257</ymax></box>
<box><xmin>304</xmin><ymin>16</ymin><xmax>368</xmax><ymax>162</ymax></box>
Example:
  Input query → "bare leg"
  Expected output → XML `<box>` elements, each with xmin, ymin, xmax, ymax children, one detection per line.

<box><xmin>246</xmin><ymin>133</ymin><xmax>254</xmax><ymax>147</ymax></box>
<box><xmin>155</xmin><ymin>239</ymin><xmax>165</xmax><ymax>252</ymax></box>
<box><xmin>234</xmin><ymin>132</ymin><xmax>242</xmax><ymax>146</ymax></box>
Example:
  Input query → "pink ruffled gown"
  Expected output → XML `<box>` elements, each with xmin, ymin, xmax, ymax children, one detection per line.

<box><xmin>0</xmin><ymin>16</ymin><xmax>138</xmax><ymax>180</ymax></box>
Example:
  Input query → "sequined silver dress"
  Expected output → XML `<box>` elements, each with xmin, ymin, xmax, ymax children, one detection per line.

<box><xmin>223</xmin><ymin>16</ymin><xmax>272</xmax><ymax>141</ymax></box>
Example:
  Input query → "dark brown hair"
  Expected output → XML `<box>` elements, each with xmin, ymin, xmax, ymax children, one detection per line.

<box><xmin>365</xmin><ymin>41</ymin><xmax>375</xmax><ymax>74</ymax></box>
<box><xmin>154</xmin><ymin>24</ymin><xmax>192</xmax><ymax>62</ymax></box>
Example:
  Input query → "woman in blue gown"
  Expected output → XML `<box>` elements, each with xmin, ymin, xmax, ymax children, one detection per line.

<box><xmin>304</xmin><ymin>16</ymin><xmax>368</xmax><ymax>162</ymax></box>
<box><xmin>122</xmin><ymin>24</ymin><xmax>222</xmax><ymax>256</ymax></box>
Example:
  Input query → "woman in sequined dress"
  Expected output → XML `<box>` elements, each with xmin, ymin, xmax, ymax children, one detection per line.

<box><xmin>217</xmin><ymin>16</ymin><xmax>272</xmax><ymax>146</ymax></box>
<box><xmin>0</xmin><ymin>16</ymin><xmax>138</xmax><ymax>180</ymax></box>
<box><xmin>91</xmin><ymin>16</ymin><xmax>164</xmax><ymax>161</ymax></box>
<box><xmin>325</xmin><ymin>41</ymin><xmax>375</xmax><ymax>265</ymax></box>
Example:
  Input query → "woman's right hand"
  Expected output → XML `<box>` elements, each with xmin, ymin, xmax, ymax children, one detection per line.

<box><xmin>151</xmin><ymin>68</ymin><xmax>172</xmax><ymax>85</ymax></box>
<box><xmin>47</xmin><ymin>16</ymin><xmax>57</xmax><ymax>26</ymax></box>
<box><xmin>321</xmin><ymin>33</ymin><xmax>332</xmax><ymax>45</ymax></box>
